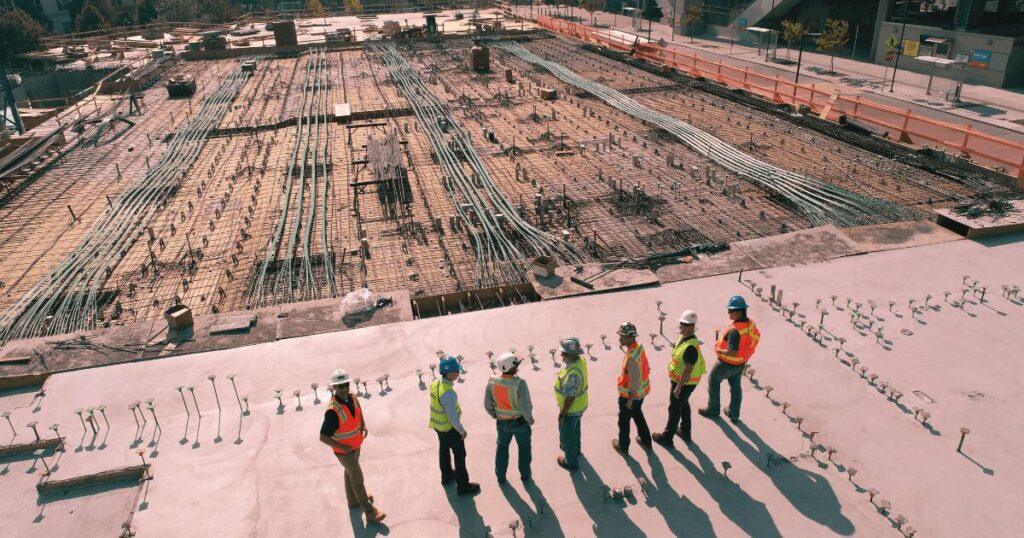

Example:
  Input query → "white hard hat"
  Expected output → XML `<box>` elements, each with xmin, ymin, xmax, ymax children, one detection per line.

<box><xmin>329</xmin><ymin>369</ymin><xmax>351</xmax><ymax>386</ymax></box>
<box><xmin>678</xmin><ymin>310</ymin><xmax>698</xmax><ymax>324</ymax></box>
<box><xmin>496</xmin><ymin>352</ymin><xmax>520</xmax><ymax>373</ymax></box>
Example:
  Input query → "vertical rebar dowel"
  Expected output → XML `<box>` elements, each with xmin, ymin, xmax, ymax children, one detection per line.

<box><xmin>957</xmin><ymin>427</ymin><xmax>969</xmax><ymax>452</ymax></box>
<box><xmin>188</xmin><ymin>386</ymin><xmax>201</xmax><ymax>417</ymax></box>
<box><xmin>177</xmin><ymin>386</ymin><xmax>190</xmax><ymax>415</ymax></box>
<box><xmin>208</xmin><ymin>375</ymin><xmax>221</xmax><ymax>410</ymax></box>
<box><xmin>228</xmin><ymin>375</ymin><xmax>242</xmax><ymax>408</ymax></box>
<box><xmin>147</xmin><ymin>401</ymin><xmax>160</xmax><ymax>430</ymax></box>
<box><xmin>97</xmin><ymin>405</ymin><xmax>110</xmax><ymax>430</ymax></box>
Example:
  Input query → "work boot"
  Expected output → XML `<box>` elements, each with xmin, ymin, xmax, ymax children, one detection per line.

<box><xmin>652</xmin><ymin>432</ymin><xmax>674</xmax><ymax>448</ymax></box>
<box><xmin>676</xmin><ymin>430</ymin><xmax>693</xmax><ymax>444</ymax></box>
<box><xmin>365</xmin><ymin>507</ymin><xmax>387</xmax><ymax>524</ymax></box>
<box><xmin>612</xmin><ymin>439</ymin><xmax>627</xmax><ymax>456</ymax></box>
<box><xmin>497</xmin><ymin>475</ymin><xmax>507</xmax><ymax>484</ymax></box>
<box><xmin>698</xmin><ymin>407</ymin><xmax>720</xmax><ymax>419</ymax></box>
<box><xmin>457</xmin><ymin>482</ymin><xmax>481</xmax><ymax>495</ymax></box>
<box><xmin>348</xmin><ymin>495</ymin><xmax>374</xmax><ymax>509</ymax></box>
<box><xmin>557</xmin><ymin>456</ymin><xmax>578</xmax><ymax>471</ymax></box>
<box><xmin>727</xmin><ymin>414</ymin><xmax>741</xmax><ymax>424</ymax></box>
<box><xmin>636</xmin><ymin>436</ymin><xmax>652</xmax><ymax>451</ymax></box>
<box><xmin>441</xmin><ymin>475</ymin><xmax>454</xmax><ymax>486</ymax></box>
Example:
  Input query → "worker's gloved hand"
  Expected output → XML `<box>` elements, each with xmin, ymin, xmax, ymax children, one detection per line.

<box><xmin>461</xmin><ymin>430</ymin><xmax>468</xmax><ymax>440</ymax></box>
<box><xmin>529</xmin><ymin>418</ymin><xmax>536</xmax><ymax>426</ymax></box>
<box><xmin>558</xmin><ymin>414</ymin><xmax>565</xmax><ymax>426</ymax></box>
<box><xmin>362</xmin><ymin>428</ymin><xmax>369</xmax><ymax>438</ymax></box>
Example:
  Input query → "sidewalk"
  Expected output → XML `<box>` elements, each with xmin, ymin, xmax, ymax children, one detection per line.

<box><xmin>517</xmin><ymin>6</ymin><xmax>1024</xmax><ymax>144</ymax></box>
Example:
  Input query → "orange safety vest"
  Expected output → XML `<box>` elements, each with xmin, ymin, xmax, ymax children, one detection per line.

<box><xmin>327</xmin><ymin>398</ymin><xmax>364</xmax><ymax>453</ymax></box>
<box><xmin>617</xmin><ymin>342</ymin><xmax>651</xmax><ymax>398</ymax></box>
<box><xmin>489</xmin><ymin>376</ymin><xmax>523</xmax><ymax>420</ymax></box>
<box><xmin>715</xmin><ymin>319</ymin><xmax>761</xmax><ymax>365</ymax></box>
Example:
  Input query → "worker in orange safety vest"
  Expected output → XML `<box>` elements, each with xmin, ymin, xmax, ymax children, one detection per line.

<box><xmin>484</xmin><ymin>352</ymin><xmax>534</xmax><ymax>483</ymax></box>
<box><xmin>319</xmin><ymin>368</ymin><xmax>386</xmax><ymax>524</ymax></box>
<box><xmin>699</xmin><ymin>295</ymin><xmax>761</xmax><ymax>423</ymax></box>
<box><xmin>613</xmin><ymin>321</ymin><xmax>652</xmax><ymax>455</ymax></box>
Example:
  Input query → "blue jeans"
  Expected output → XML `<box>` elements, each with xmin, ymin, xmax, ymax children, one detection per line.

<box><xmin>496</xmin><ymin>419</ymin><xmax>532</xmax><ymax>479</ymax></box>
<box><xmin>559</xmin><ymin>414</ymin><xmax>582</xmax><ymax>468</ymax></box>
<box><xmin>706</xmin><ymin>361</ymin><xmax>745</xmax><ymax>418</ymax></box>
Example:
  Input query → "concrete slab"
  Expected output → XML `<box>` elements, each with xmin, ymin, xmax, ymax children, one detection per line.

<box><xmin>731</xmin><ymin>225</ymin><xmax>864</xmax><ymax>269</ymax></box>
<box><xmin>655</xmin><ymin>248</ymin><xmax>761</xmax><ymax>283</ymax></box>
<box><xmin>934</xmin><ymin>199</ymin><xmax>1024</xmax><ymax>238</ymax></box>
<box><xmin>1</xmin><ymin>236</ymin><xmax>1020</xmax><ymax>536</ymax></box>
<box><xmin>530</xmin><ymin>263</ymin><xmax>660</xmax><ymax>300</ymax></box>
<box><xmin>842</xmin><ymin>220</ymin><xmax>964</xmax><ymax>253</ymax></box>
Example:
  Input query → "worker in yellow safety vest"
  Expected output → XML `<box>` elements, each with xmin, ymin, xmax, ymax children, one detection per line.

<box><xmin>319</xmin><ymin>368</ymin><xmax>386</xmax><ymax>524</ymax></box>
<box><xmin>653</xmin><ymin>310</ymin><xmax>706</xmax><ymax>447</ymax></box>
<box><xmin>429</xmin><ymin>356</ymin><xmax>481</xmax><ymax>495</ymax></box>
<box><xmin>700</xmin><ymin>295</ymin><xmax>761</xmax><ymax>423</ymax></box>
<box><xmin>554</xmin><ymin>337</ymin><xmax>588</xmax><ymax>471</ymax></box>
<box><xmin>484</xmin><ymin>352</ymin><xmax>534</xmax><ymax>483</ymax></box>
<box><xmin>613</xmin><ymin>322</ymin><xmax>652</xmax><ymax>455</ymax></box>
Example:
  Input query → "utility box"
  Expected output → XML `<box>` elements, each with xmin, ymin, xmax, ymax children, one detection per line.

<box><xmin>273</xmin><ymin>20</ymin><xmax>297</xmax><ymax>47</ymax></box>
<box><xmin>241</xmin><ymin>60</ymin><xmax>257</xmax><ymax>72</ymax></box>
<box><xmin>164</xmin><ymin>304</ymin><xmax>194</xmax><ymax>331</ymax></box>
<box><xmin>540</xmin><ymin>88</ymin><xmax>558</xmax><ymax>100</ymax></box>
<box><xmin>531</xmin><ymin>256</ymin><xmax>558</xmax><ymax>279</ymax></box>
<box><xmin>470</xmin><ymin>45</ymin><xmax>490</xmax><ymax>72</ymax></box>
<box><xmin>166</xmin><ymin>74</ymin><xmax>196</xmax><ymax>98</ymax></box>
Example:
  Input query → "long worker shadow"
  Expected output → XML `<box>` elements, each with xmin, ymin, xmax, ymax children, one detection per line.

<box><xmin>635</xmin><ymin>449</ymin><xmax>714</xmax><ymax>538</ymax></box>
<box><xmin>444</xmin><ymin>485</ymin><xmax>488</xmax><ymax>538</ymax></box>
<box><xmin>720</xmin><ymin>420</ymin><xmax>855</xmax><ymax>535</ymax></box>
<box><xmin>672</xmin><ymin>443</ymin><xmax>782</xmax><ymax>538</ymax></box>
<box><xmin>347</xmin><ymin>509</ymin><xmax>391</xmax><ymax>538</ymax></box>
<box><xmin>571</xmin><ymin>458</ymin><xmax>644</xmax><ymax>537</ymax></box>
<box><xmin>500</xmin><ymin>480</ymin><xmax>565</xmax><ymax>537</ymax></box>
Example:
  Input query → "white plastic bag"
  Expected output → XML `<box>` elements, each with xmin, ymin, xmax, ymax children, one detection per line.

<box><xmin>341</xmin><ymin>288</ymin><xmax>375</xmax><ymax>317</ymax></box>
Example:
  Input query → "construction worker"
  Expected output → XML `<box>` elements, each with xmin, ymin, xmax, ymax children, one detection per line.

<box><xmin>554</xmin><ymin>337</ymin><xmax>588</xmax><ymax>471</ymax></box>
<box><xmin>613</xmin><ymin>322</ymin><xmax>652</xmax><ymax>455</ymax></box>
<box><xmin>484</xmin><ymin>352</ymin><xmax>534</xmax><ymax>483</ymax></box>
<box><xmin>700</xmin><ymin>295</ymin><xmax>761</xmax><ymax>423</ymax></box>
<box><xmin>652</xmin><ymin>310</ymin><xmax>706</xmax><ymax>447</ymax></box>
<box><xmin>319</xmin><ymin>369</ymin><xmax>386</xmax><ymax>524</ymax></box>
<box><xmin>429</xmin><ymin>355</ymin><xmax>481</xmax><ymax>495</ymax></box>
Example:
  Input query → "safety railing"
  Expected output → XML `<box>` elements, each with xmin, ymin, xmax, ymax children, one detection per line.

<box><xmin>536</xmin><ymin>15</ymin><xmax>1024</xmax><ymax>182</ymax></box>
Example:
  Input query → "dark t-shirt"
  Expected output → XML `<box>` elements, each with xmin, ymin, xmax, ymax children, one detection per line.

<box><xmin>319</xmin><ymin>397</ymin><xmax>356</xmax><ymax>436</ymax></box>
<box><xmin>725</xmin><ymin>315</ymin><xmax>749</xmax><ymax>354</ymax></box>
<box><xmin>682</xmin><ymin>342</ymin><xmax>698</xmax><ymax>365</ymax></box>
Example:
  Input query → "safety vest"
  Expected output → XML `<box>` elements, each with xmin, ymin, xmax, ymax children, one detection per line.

<box><xmin>715</xmin><ymin>319</ymin><xmax>761</xmax><ymax>365</ymax></box>
<box><xmin>428</xmin><ymin>379</ymin><xmax>461</xmax><ymax>432</ymax></box>
<box><xmin>617</xmin><ymin>342</ymin><xmax>651</xmax><ymax>398</ymax></box>
<box><xmin>327</xmin><ymin>398</ymin><xmax>364</xmax><ymax>453</ymax></box>
<box><xmin>669</xmin><ymin>335</ymin><xmax>707</xmax><ymax>385</ymax></box>
<box><xmin>554</xmin><ymin>356</ymin><xmax>589</xmax><ymax>415</ymax></box>
<box><xmin>489</xmin><ymin>376</ymin><xmax>524</xmax><ymax>419</ymax></box>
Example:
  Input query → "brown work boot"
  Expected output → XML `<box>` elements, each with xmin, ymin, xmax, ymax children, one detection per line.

<box><xmin>612</xmin><ymin>439</ymin><xmax>627</xmax><ymax>456</ymax></box>
<box><xmin>348</xmin><ymin>495</ymin><xmax>374</xmax><ymax>509</ymax></box>
<box><xmin>652</xmin><ymin>432</ymin><xmax>674</xmax><ymax>448</ymax></box>
<box><xmin>457</xmin><ymin>482</ymin><xmax>481</xmax><ymax>495</ymax></box>
<box><xmin>365</xmin><ymin>507</ymin><xmax>386</xmax><ymax>524</ymax></box>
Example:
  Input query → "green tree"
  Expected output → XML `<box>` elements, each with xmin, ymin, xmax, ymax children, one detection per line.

<box><xmin>780</xmin><ymin>19</ymin><xmax>805</xmax><ymax>61</ymax></box>
<box><xmin>0</xmin><ymin>8</ymin><xmax>48</xmax><ymax>59</ymax></box>
<box><xmin>156</xmin><ymin>0</ymin><xmax>199</xmax><ymax>22</ymax></box>
<box><xmin>578</xmin><ymin>0</ymin><xmax>604</xmax><ymax>25</ymax></box>
<box><xmin>13</xmin><ymin>0</ymin><xmax>51</xmax><ymax>30</ymax></box>
<box><xmin>814</xmin><ymin>18</ymin><xmax>849</xmax><ymax>74</ymax></box>
<box><xmin>344</xmin><ymin>0</ymin><xmax>363</xmax><ymax>15</ymax></box>
<box><xmin>308</xmin><ymin>0</ymin><xmax>325</xmax><ymax>17</ymax></box>
<box><xmin>75</xmin><ymin>2</ymin><xmax>110</xmax><ymax>32</ymax></box>
<box><xmin>201</xmin><ymin>0</ymin><xmax>239</xmax><ymax>23</ymax></box>
<box><xmin>683</xmin><ymin>5</ymin><xmax>702</xmax><ymax>43</ymax></box>
<box><xmin>136</xmin><ymin>0</ymin><xmax>159</xmax><ymax>25</ymax></box>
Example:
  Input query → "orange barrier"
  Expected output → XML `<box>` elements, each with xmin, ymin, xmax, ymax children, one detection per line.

<box><xmin>536</xmin><ymin>16</ymin><xmax>1024</xmax><ymax>183</ymax></box>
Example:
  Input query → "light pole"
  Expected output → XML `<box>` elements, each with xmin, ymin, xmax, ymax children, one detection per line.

<box><xmin>889</xmin><ymin>0</ymin><xmax>911</xmax><ymax>92</ymax></box>
<box><xmin>794</xmin><ymin>32</ymin><xmax>821</xmax><ymax>84</ymax></box>
<box><xmin>765</xmin><ymin>0</ymin><xmax>776</xmax><ymax>61</ymax></box>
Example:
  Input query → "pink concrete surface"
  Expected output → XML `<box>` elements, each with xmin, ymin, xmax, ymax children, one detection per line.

<box><xmin>1</xmin><ymin>233</ymin><xmax>1022</xmax><ymax>537</ymax></box>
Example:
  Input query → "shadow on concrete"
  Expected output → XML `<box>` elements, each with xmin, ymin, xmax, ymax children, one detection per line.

<box><xmin>973</xmin><ymin>231</ymin><xmax>1024</xmax><ymax>248</ymax></box>
<box><xmin>347</xmin><ymin>509</ymin><xmax>391</xmax><ymax>537</ymax></box>
<box><xmin>499</xmin><ymin>480</ymin><xmax>566</xmax><ymax>537</ymax></box>
<box><xmin>672</xmin><ymin>442</ymin><xmax>781</xmax><ymax>538</ymax></box>
<box><xmin>629</xmin><ymin>448</ymin><xmax>714</xmax><ymax>537</ymax></box>
<box><xmin>570</xmin><ymin>457</ymin><xmax>644</xmax><ymax>537</ymax></box>
<box><xmin>958</xmin><ymin>450</ymin><xmax>995</xmax><ymax>476</ymax></box>
<box><xmin>718</xmin><ymin>420</ymin><xmax>855</xmax><ymax>535</ymax></box>
<box><xmin>444</xmin><ymin>486</ymin><xmax>488</xmax><ymax>538</ymax></box>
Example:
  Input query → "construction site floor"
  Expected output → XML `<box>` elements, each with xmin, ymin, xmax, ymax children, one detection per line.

<box><xmin>1</xmin><ymin>231</ymin><xmax>1021</xmax><ymax>537</ymax></box>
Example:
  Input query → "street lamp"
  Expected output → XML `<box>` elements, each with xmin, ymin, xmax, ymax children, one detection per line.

<box><xmin>795</xmin><ymin>32</ymin><xmax>822</xmax><ymax>84</ymax></box>
<box><xmin>889</xmin><ymin>0</ymin><xmax>912</xmax><ymax>92</ymax></box>
<box><xmin>765</xmin><ymin>0</ymin><xmax>776</xmax><ymax>61</ymax></box>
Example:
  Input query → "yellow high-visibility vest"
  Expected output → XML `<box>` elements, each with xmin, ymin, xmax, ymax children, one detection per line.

<box><xmin>428</xmin><ymin>380</ymin><xmax>461</xmax><ymax>432</ymax></box>
<box><xmin>555</xmin><ymin>356</ymin><xmax>589</xmax><ymax>415</ymax></box>
<box><xmin>669</xmin><ymin>335</ymin><xmax>706</xmax><ymax>385</ymax></box>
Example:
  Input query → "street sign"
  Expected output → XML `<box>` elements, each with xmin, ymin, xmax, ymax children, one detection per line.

<box><xmin>968</xmin><ymin>49</ymin><xmax>991</xmax><ymax>69</ymax></box>
<box><xmin>902</xmin><ymin>40</ymin><xmax>919</xmax><ymax>57</ymax></box>
<box><xmin>883</xmin><ymin>50</ymin><xmax>896</xmax><ymax>62</ymax></box>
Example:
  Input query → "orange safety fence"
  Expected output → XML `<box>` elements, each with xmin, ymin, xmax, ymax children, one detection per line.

<box><xmin>535</xmin><ymin>16</ymin><xmax>1024</xmax><ymax>182</ymax></box>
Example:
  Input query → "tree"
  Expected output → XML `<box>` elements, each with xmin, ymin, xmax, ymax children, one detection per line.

<box><xmin>201</xmin><ymin>0</ymin><xmax>239</xmax><ymax>23</ymax></box>
<box><xmin>344</xmin><ymin>0</ymin><xmax>363</xmax><ymax>16</ymax></box>
<box><xmin>308</xmin><ymin>0</ymin><xmax>325</xmax><ymax>18</ymax></box>
<box><xmin>814</xmin><ymin>18</ymin><xmax>849</xmax><ymax>74</ymax></box>
<box><xmin>0</xmin><ymin>8</ymin><xmax>48</xmax><ymax>59</ymax></box>
<box><xmin>13</xmin><ymin>0</ymin><xmax>51</xmax><ymax>30</ymax></box>
<box><xmin>136</xmin><ymin>0</ymin><xmax>159</xmax><ymax>25</ymax></box>
<box><xmin>156</xmin><ymin>0</ymin><xmax>199</xmax><ymax>22</ymax></box>
<box><xmin>642</xmin><ymin>0</ymin><xmax>663</xmax><ymax>23</ymax></box>
<box><xmin>75</xmin><ymin>2</ymin><xmax>110</xmax><ymax>32</ymax></box>
<box><xmin>683</xmin><ymin>5</ymin><xmax>702</xmax><ymax>43</ymax></box>
<box><xmin>780</xmin><ymin>19</ymin><xmax>805</xmax><ymax>61</ymax></box>
<box><xmin>579</xmin><ymin>0</ymin><xmax>603</xmax><ymax>25</ymax></box>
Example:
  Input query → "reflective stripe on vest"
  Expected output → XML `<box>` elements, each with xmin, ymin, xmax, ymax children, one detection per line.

<box><xmin>715</xmin><ymin>319</ymin><xmax>761</xmax><ymax>365</ymax></box>
<box><xmin>489</xmin><ymin>377</ymin><xmax>523</xmax><ymax>419</ymax></box>
<box><xmin>617</xmin><ymin>343</ymin><xmax>651</xmax><ymax>398</ymax></box>
<box><xmin>328</xmin><ymin>398</ymin><xmax>364</xmax><ymax>453</ymax></box>
<box><xmin>428</xmin><ymin>379</ymin><xmax>461</xmax><ymax>432</ymax></box>
<box><xmin>669</xmin><ymin>335</ymin><xmax>707</xmax><ymax>385</ymax></box>
<box><xmin>554</xmin><ymin>357</ymin><xmax>589</xmax><ymax>415</ymax></box>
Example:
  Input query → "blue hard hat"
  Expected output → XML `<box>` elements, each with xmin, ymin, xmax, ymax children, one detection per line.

<box><xmin>727</xmin><ymin>295</ymin><xmax>748</xmax><ymax>310</ymax></box>
<box><xmin>439</xmin><ymin>356</ymin><xmax>462</xmax><ymax>375</ymax></box>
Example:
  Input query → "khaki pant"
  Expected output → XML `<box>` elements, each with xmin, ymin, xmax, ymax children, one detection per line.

<box><xmin>335</xmin><ymin>449</ymin><xmax>373</xmax><ymax>513</ymax></box>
